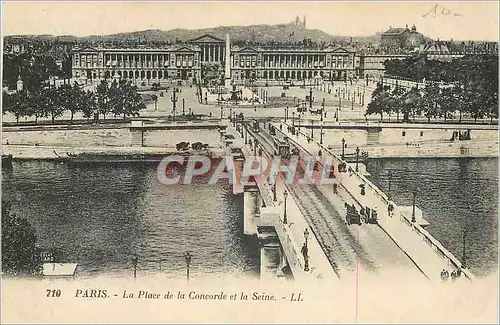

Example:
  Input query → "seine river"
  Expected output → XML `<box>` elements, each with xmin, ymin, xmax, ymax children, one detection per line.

<box><xmin>2</xmin><ymin>157</ymin><xmax>498</xmax><ymax>278</ymax></box>
<box><xmin>2</xmin><ymin>161</ymin><xmax>259</xmax><ymax>279</ymax></box>
<box><xmin>365</xmin><ymin>157</ymin><xmax>498</xmax><ymax>277</ymax></box>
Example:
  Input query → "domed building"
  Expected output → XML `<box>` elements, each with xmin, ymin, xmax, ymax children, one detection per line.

<box><xmin>381</xmin><ymin>24</ymin><xmax>426</xmax><ymax>51</ymax></box>
<box><xmin>403</xmin><ymin>25</ymin><xmax>425</xmax><ymax>50</ymax></box>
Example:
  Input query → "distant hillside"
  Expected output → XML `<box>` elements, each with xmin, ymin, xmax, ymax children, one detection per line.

<box><xmin>82</xmin><ymin>22</ymin><xmax>347</xmax><ymax>43</ymax></box>
<box><xmin>5</xmin><ymin>22</ymin><xmax>380</xmax><ymax>45</ymax></box>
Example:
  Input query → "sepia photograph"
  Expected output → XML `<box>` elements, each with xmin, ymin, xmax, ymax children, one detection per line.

<box><xmin>1</xmin><ymin>1</ymin><xmax>498</xmax><ymax>323</ymax></box>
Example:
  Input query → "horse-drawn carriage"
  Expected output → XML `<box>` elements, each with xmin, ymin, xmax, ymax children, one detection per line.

<box><xmin>361</xmin><ymin>207</ymin><xmax>378</xmax><ymax>224</ymax></box>
<box><xmin>252</xmin><ymin>120</ymin><xmax>260</xmax><ymax>132</ymax></box>
<box><xmin>191</xmin><ymin>142</ymin><xmax>209</xmax><ymax>151</ymax></box>
<box><xmin>176</xmin><ymin>142</ymin><xmax>190</xmax><ymax>151</ymax></box>
<box><xmin>345</xmin><ymin>203</ymin><xmax>362</xmax><ymax>226</ymax></box>
<box><xmin>274</xmin><ymin>138</ymin><xmax>291</xmax><ymax>159</ymax></box>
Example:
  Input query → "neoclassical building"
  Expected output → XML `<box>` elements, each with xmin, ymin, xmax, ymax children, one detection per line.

<box><xmin>71</xmin><ymin>32</ymin><xmax>497</xmax><ymax>83</ymax></box>
<box><xmin>231</xmin><ymin>46</ymin><xmax>358</xmax><ymax>81</ymax></box>
<box><xmin>71</xmin><ymin>45</ymin><xmax>202</xmax><ymax>81</ymax></box>
<box><xmin>71</xmin><ymin>34</ymin><xmax>358</xmax><ymax>83</ymax></box>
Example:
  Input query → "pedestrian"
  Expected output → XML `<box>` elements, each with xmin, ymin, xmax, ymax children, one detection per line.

<box><xmin>440</xmin><ymin>269</ymin><xmax>447</xmax><ymax>281</ymax></box>
<box><xmin>388</xmin><ymin>203</ymin><xmax>394</xmax><ymax>218</ymax></box>
<box><xmin>333</xmin><ymin>183</ymin><xmax>338</xmax><ymax>194</ymax></box>
<box><xmin>451</xmin><ymin>270</ymin><xmax>457</xmax><ymax>282</ymax></box>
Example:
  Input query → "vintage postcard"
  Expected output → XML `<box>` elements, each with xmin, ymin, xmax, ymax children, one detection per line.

<box><xmin>1</xmin><ymin>1</ymin><xmax>498</xmax><ymax>323</ymax></box>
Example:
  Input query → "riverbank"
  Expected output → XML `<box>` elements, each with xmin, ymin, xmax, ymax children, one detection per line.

<box><xmin>358</xmin><ymin>139</ymin><xmax>498</xmax><ymax>158</ymax></box>
<box><xmin>2</xmin><ymin>144</ymin><xmax>227</xmax><ymax>160</ymax></box>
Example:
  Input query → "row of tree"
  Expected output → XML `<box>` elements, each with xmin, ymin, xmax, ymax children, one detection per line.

<box><xmin>384</xmin><ymin>54</ymin><xmax>498</xmax><ymax>84</ymax></box>
<box><xmin>371</xmin><ymin>55</ymin><xmax>498</xmax><ymax>123</ymax></box>
<box><xmin>3</xmin><ymin>79</ymin><xmax>146</xmax><ymax>124</ymax></box>
<box><xmin>3</xmin><ymin>50</ymin><xmax>71</xmax><ymax>90</ymax></box>
<box><xmin>366</xmin><ymin>81</ymin><xmax>498</xmax><ymax>123</ymax></box>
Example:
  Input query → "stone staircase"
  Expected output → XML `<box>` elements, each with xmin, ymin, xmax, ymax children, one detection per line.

<box><xmin>366</xmin><ymin>128</ymin><xmax>380</xmax><ymax>146</ymax></box>
<box><xmin>130</xmin><ymin>129</ymin><xmax>143</xmax><ymax>147</ymax></box>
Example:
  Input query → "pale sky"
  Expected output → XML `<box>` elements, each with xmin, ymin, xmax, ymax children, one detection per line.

<box><xmin>2</xmin><ymin>1</ymin><xmax>499</xmax><ymax>41</ymax></box>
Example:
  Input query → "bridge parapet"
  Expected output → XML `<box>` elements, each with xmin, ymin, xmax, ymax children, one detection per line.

<box><xmin>277</xmin><ymin>122</ymin><xmax>475</xmax><ymax>282</ymax></box>
<box><xmin>229</xmin><ymin>123</ymin><xmax>336</xmax><ymax>281</ymax></box>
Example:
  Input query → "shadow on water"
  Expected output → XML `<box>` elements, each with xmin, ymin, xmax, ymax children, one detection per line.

<box><xmin>366</xmin><ymin>157</ymin><xmax>498</xmax><ymax>277</ymax></box>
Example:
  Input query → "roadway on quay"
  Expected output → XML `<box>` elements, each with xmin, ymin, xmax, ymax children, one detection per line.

<box><xmin>251</xmin><ymin>122</ymin><xmax>425</xmax><ymax>281</ymax></box>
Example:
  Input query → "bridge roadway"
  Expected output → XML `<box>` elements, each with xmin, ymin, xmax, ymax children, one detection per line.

<box><xmin>251</xmin><ymin>122</ymin><xmax>425</xmax><ymax>281</ymax></box>
<box><xmin>239</xmin><ymin>124</ymin><xmax>338</xmax><ymax>281</ymax></box>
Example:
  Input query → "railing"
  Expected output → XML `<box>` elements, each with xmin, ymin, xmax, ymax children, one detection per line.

<box><xmin>279</xmin><ymin>122</ymin><xmax>475</xmax><ymax>281</ymax></box>
<box><xmin>237</xmin><ymin>124</ymin><xmax>322</xmax><ymax>279</ymax></box>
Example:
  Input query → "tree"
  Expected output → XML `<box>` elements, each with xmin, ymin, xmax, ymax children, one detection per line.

<box><xmin>402</xmin><ymin>86</ymin><xmax>422</xmax><ymax>122</ymax></box>
<box><xmin>366</xmin><ymin>83</ymin><xmax>392</xmax><ymax>121</ymax></box>
<box><xmin>42</xmin><ymin>88</ymin><xmax>64</xmax><ymax>124</ymax></box>
<box><xmin>81</xmin><ymin>90</ymin><xmax>97</xmax><ymax>121</ymax></box>
<box><xmin>121</xmin><ymin>82</ymin><xmax>145</xmax><ymax>119</ymax></box>
<box><xmin>58</xmin><ymin>84</ymin><xmax>75</xmax><ymax>123</ymax></box>
<box><xmin>421</xmin><ymin>82</ymin><xmax>440</xmax><ymax>122</ymax></box>
<box><xmin>1</xmin><ymin>200</ymin><xmax>43</xmax><ymax>277</ymax></box>
<box><xmin>9</xmin><ymin>90</ymin><xmax>31</xmax><ymax>124</ymax></box>
<box><xmin>439</xmin><ymin>87</ymin><xmax>457</xmax><ymax>122</ymax></box>
<box><xmin>390</xmin><ymin>86</ymin><xmax>406</xmax><ymax>122</ymax></box>
<box><xmin>26</xmin><ymin>89</ymin><xmax>47</xmax><ymax>124</ymax></box>
<box><xmin>96</xmin><ymin>79</ymin><xmax>110</xmax><ymax>120</ymax></box>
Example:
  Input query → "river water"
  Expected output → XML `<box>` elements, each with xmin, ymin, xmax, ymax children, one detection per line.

<box><xmin>365</xmin><ymin>157</ymin><xmax>498</xmax><ymax>277</ymax></box>
<box><xmin>1</xmin><ymin>161</ymin><xmax>259</xmax><ymax>279</ymax></box>
<box><xmin>2</xmin><ymin>158</ymin><xmax>498</xmax><ymax>278</ymax></box>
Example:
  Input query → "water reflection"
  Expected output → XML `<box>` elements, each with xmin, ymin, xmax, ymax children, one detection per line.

<box><xmin>2</xmin><ymin>161</ymin><xmax>259</xmax><ymax>278</ymax></box>
<box><xmin>366</xmin><ymin>157</ymin><xmax>498</xmax><ymax>276</ymax></box>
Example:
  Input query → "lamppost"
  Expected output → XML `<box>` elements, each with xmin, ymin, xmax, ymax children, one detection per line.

<box><xmin>185</xmin><ymin>252</ymin><xmax>192</xmax><ymax>281</ymax></box>
<box><xmin>182</xmin><ymin>98</ymin><xmax>186</xmax><ymax>115</ymax></box>
<box><xmin>311</xmin><ymin>119</ymin><xmax>314</xmax><ymax>139</ymax></box>
<box><xmin>292</xmin><ymin>111</ymin><xmax>295</xmax><ymax>128</ymax></box>
<box><xmin>462</xmin><ymin>227</ymin><xmax>467</xmax><ymax>269</ymax></box>
<box><xmin>258</xmin><ymin>147</ymin><xmax>263</xmax><ymax>172</ymax></box>
<box><xmin>321</xmin><ymin>98</ymin><xmax>325</xmax><ymax>123</ymax></box>
<box><xmin>320</xmin><ymin>121</ymin><xmax>324</xmax><ymax>145</ymax></box>
<box><xmin>388</xmin><ymin>170</ymin><xmax>392</xmax><ymax>192</ymax></box>
<box><xmin>171</xmin><ymin>87</ymin><xmax>179</xmax><ymax>121</ymax></box>
<box><xmin>285</xmin><ymin>106</ymin><xmax>288</xmax><ymax>122</ymax></box>
<box><xmin>303</xmin><ymin>228</ymin><xmax>310</xmax><ymax>272</ymax></box>
<box><xmin>411</xmin><ymin>191</ymin><xmax>417</xmax><ymax>223</ymax></box>
<box><xmin>132</xmin><ymin>254</ymin><xmax>138</xmax><ymax>279</ymax></box>
<box><xmin>283</xmin><ymin>190</ymin><xmax>288</xmax><ymax>224</ymax></box>
<box><xmin>220</xmin><ymin>106</ymin><xmax>223</xmax><ymax>119</ymax></box>
<box><xmin>355</xmin><ymin>147</ymin><xmax>360</xmax><ymax>172</ymax></box>
<box><xmin>273</xmin><ymin>184</ymin><xmax>277</xmax><ymax>202</ymax></box>
<box><xmin>309</xmin><ymin>86</ymin><xmax>313</xmax><ymax>109</ymax></box>
<box><xmin>341</xmin><ymin>138</ymin><xmax>345</xmax><ymax>160</ymax></box>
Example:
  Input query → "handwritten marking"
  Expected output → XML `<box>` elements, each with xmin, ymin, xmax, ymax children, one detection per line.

<box><xmin>422</xmin><ymin>3</ymin><xmax>463</xmax><ymax>18</ymax></box>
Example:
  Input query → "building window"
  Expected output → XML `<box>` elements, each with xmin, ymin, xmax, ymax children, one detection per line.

<box><xmin>402</xmin><ymin>131</ymin><xmax>406</xmax><ymax>137</ymax></box>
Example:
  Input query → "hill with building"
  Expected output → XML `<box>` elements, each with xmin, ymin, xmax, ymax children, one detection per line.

<box><xmin>4</xmin><ymin>16</ymin><xmax>379</xmax><ymax>46</ymax></box>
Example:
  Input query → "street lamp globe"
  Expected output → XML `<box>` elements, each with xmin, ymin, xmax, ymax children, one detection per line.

<box><xmin>185</xmin><ymin>252</ymin><xmax>192</xmax><ymax>266</ymax></box>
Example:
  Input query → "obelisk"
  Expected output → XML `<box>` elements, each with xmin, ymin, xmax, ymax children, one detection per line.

<box><xmin>224</xmin><ymin>33</ymin><xmax>231</xmax><ymax>89</ymax></box>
